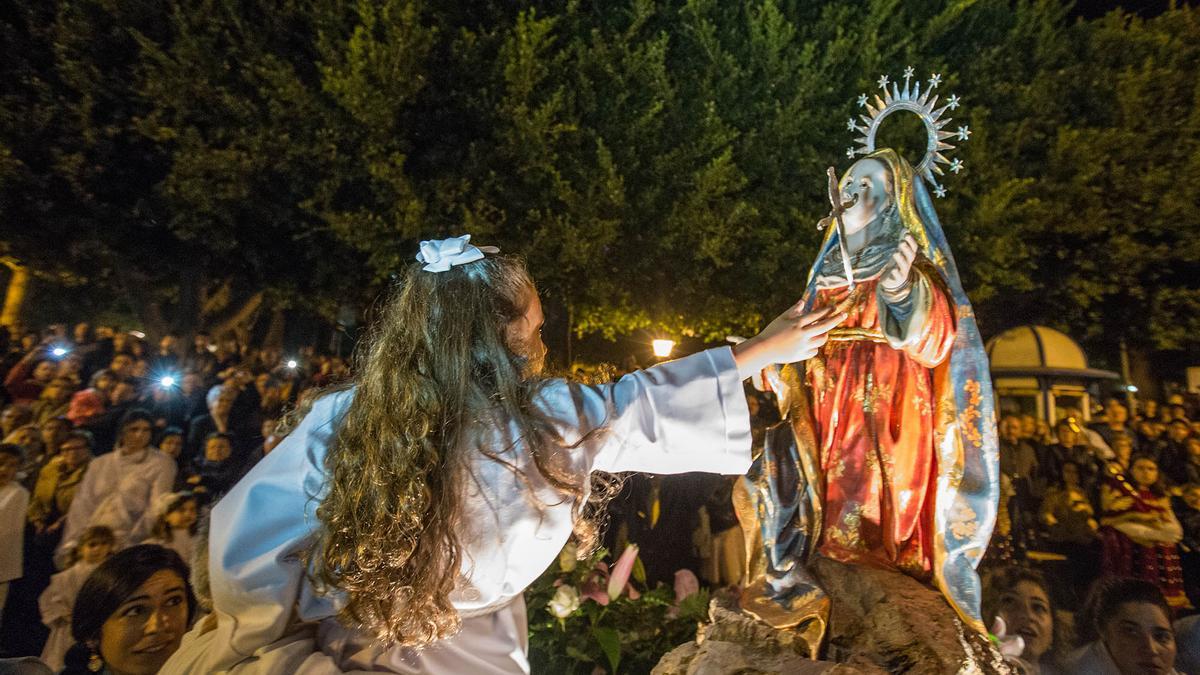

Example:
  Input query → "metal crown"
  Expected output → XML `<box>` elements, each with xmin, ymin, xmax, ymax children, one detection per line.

<box><xmin>845</xmin><ymin>67</ymin><xmax>969</xmax><ymax>198</ymax></box>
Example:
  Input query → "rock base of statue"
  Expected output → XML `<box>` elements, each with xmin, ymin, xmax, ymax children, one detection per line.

<box><xmin>653</xmin><ymin>557</ymin><xmax>1013</xmax><ymax>675</ymax></box>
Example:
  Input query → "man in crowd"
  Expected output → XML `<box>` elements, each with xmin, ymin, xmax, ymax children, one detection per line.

<box><xmin>1094</xmin><ymin>397</ymin><xmax>1139</xmax><ymax>455</ymax></box>
<box><xmin>184</xmin><ymin>331</ymin><xmax>218</xmax><ymax>385</ymax></box>
<box><xmin>1000</xmin><ymin>415</ymin><xmax>1041</xmax><ymax>555</ymax></box>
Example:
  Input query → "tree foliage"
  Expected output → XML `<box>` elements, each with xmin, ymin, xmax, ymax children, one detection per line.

<box><xmin>1</xmin><ymin>0</ymin><xmax>1197</xmax><ymax>363</ymax></box>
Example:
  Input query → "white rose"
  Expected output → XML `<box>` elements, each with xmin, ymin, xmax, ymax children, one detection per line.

<box><xmin>548</xmin><ymin>584</ymin><xmax>581</xmax><ymax>619</ymax></box>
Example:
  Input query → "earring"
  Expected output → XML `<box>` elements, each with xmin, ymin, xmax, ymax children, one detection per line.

<box><xmin>87</xmin><ymin>647</ymin><xmax>103</xmax><ymax>672</ymax></box>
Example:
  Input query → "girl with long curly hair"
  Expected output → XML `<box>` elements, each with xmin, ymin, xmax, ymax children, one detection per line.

<box><xmin>160</xmin><ymin>235</ymin><xmax>843</xmax><ymax>674</ymax></box>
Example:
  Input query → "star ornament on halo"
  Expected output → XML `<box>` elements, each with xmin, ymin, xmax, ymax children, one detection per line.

<box><xmin>847</xmin><ymin>69</ymin><xmax>970</xmax><ymax>198</ymax></box>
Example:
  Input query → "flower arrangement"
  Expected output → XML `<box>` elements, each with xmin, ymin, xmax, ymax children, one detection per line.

<box><xmin>526</xmin><ymin>542</ymin><xmax>710</xmax><ymax>674</ymax></box>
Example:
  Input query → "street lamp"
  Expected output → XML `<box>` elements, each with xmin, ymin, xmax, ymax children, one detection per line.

<box><xmin>652</xmin><ymin>339</ymin><xmax>675</xmax><ymax>359</ymax></box>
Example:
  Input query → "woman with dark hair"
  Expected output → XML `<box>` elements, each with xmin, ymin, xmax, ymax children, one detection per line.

<box><xmin>983</xmin><ymin>567</ymin><xmax>1063</xmax><ymax>674</ymax></box>
<box><xmin>62</xmin><ymin>544</ymin><xmax>196</xmax><ymax>675</ymax></box>
<box><xmin>1067</xmin><ymin>577</ymin><xmax>1180</xmax><ymax>674</ymax></box>
<box><xmin>56</xmin><ymin>410</ymin><xmax>176</xmax><ymax>563</ymax></box>
<box><xmin>1039</xmin><ymin>460</ymin><xmax>1100</xmax><ymax>608</ymax></box>
<box><xmin>159</xmin><ymin>237</ymin><xmax>844</xmax><ymax>674</ymax></box>
<box><xmin>1098</xmin><ymin>455</ymin><xmax>1189</xmax><ymax>610</ymax></box>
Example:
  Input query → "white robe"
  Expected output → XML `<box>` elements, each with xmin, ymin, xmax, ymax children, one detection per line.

<box><xmin>161</xmin><ymin>347</ymin><xmax>752</xmax><ymax>674</ymax></box>
<box><xmin>0</xmin><ymin>482</ymin><xmax>30</xmax><ymax>583</ymax></box>
<box><xmin>39</xmin><ymin>560</ymin><xmax>101</xmax><ymax>671</ymax></box>
<box><xmin>151</xmin><ymin>529</ymin><xmax>198</xmax><ymax>568</ymax></box>
<box><xmin>56</xmin><ymin>448</ymin><xmax>177</xmax><ymax>562</ymax></box>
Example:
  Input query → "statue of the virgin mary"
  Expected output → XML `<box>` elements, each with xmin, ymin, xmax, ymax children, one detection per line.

<box><xmin>737</xmin><ymin>74</ymin><xmax>999</xmax><ymax>647</ymax></box>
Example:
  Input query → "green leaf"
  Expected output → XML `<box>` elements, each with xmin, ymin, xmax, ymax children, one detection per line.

<box><xmin>592</xmin><ymin>626</ymin><xmax>621</xmax><ymax>673</ymax></box>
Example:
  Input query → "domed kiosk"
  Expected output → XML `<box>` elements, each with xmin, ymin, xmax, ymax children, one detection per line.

<box><xmin>986</xmin><ymin>325</ymin><xmax>1119</xmax><ymax>422</ymax></box>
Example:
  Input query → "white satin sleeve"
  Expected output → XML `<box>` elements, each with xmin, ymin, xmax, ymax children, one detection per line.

<box><xmin>193</xmin><ymin>389</ymin><xmax>354</xmax><ymax>671</ymax></box>
<box><xmin>539</xmin><ymin>346</ymin><xmax>752</xmax><ymax>476</ymax></box>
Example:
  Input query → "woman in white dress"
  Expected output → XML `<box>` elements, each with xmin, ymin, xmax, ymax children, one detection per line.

<box><xmin>161</xmin><ymin>236</ymin><xmax>844</xmax><ymax>674</ymax></box>
<box><xmin>56</xmin><ymin>409</ymin><xmax>177</xmax><ymax>564</ymax></box>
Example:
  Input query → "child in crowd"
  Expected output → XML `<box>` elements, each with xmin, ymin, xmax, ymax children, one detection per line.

<box><xmin>39</xmin><ymin>525</ymin><xmax>115</xmax><ymax>670</ymax></box>
<box><xmin>158</xmin><ymin>427</ymin><xmax>190</xmax><ymax>491</ymax></box>
<box><xmin>158</xmin><ymin>427</ymin><xmax>184</xmax><ymax>461</ymax></box>
<box><xmin>0</xmin><ymin>443</ymin><xmax>30</xmax><ymax>630</ymax></box>
<box><xmin>66</xmin><ymin>369</ymin><xmax>115</xmax><ymax>427</ymax></box>
<box><xmin>1099</xmin><ymin>455</ymin><xmax>1189</xmax><ymax>610</ymax></box>
<box><xmin>187</xmin><ymin>432</ymin><xmax>242</xmax><ymax>505</ymax></box>
<box><xmin>146</xmin><ymin>492</ymin><xmax>200</xmax><ymax>565</ymax></box>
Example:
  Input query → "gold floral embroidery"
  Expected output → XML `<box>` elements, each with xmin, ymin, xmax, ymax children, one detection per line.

<box><xmin>827</xmin><ymin>458</ymin><xmax>847</xmax><ymax>482</ymax></box>
<box><xmin>826</xmin><ymin>502</ymin><xmax>864</xmax><ymax>550</ymax></box>
<box><xmin>956</xmin><ymin>379</ymin><xmax>983</xmax><ymax>449</ymax></box>
<box><xmin>807</xmin><ymin>356</ymin><xmax>833</xmax><ymax>400</ymax></box>
<box><xmin>912</xmin><ymin>392</ymin><xmax>933</xmax><ymax>417</ymax></box>
<box><xmin>950</xmin><ymin>519</ymin><xmax>979</xmax><ymax>540</ymax></box>
<box><xmin>852</xmin><ymin>373</ymin><xmax>894</xmax><ymax>414</ymax></box>
<box><xmin>948</xmin><ymin>500</ymin><xmax>979</xmax><ymax>540</ymax></box>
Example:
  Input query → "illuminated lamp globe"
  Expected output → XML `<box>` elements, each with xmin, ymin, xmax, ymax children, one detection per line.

<box><xmin>652</xmin><ymin>339</ymin><xmax>675</xmax><ymax>359</ymax></box>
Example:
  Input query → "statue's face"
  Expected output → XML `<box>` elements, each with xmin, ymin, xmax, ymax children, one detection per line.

<box><xmin>838</xmin><ymin>158</ymin><xmax>891</xmax><ymax>235</ymax></box>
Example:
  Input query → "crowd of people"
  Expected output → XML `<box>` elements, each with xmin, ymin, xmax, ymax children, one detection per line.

<box><xmin>983</xmin><ymin>567</ymin><xmax>1197</xmax><ymax>674</ymax></box>
<box><xmin>993</xmin><ymin>398</ymin><xmax>1200</xmax><ymax>616</ymax></box>
<box><xmin>0</xmin><ymin>319</ymin><xmax>1196</xmax><ymax>674</ymax></box>
<box><xmin>0</xmin><ymin>322</ymin><xmax>346</xmax><ymax>672</ymax></box>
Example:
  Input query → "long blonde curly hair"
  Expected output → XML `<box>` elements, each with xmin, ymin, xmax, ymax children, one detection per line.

<box><xmin>303</xmin><ymin>254</ymin><xmax>610</xmax><ymax>646</ymax></box>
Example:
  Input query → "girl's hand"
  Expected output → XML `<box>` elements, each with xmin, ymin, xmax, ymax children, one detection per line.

<box><xmin>732</xmin><ymin>304</ymin><xmax>847</xmax><ymax>380</ymax></box>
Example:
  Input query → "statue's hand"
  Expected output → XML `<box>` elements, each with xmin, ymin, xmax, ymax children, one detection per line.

<box><xmin>879</xmin><ymin>234</ymin><xmax>918</xmax><ymax>299</ymax></box>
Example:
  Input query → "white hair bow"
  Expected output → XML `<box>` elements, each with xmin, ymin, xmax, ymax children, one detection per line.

<box><xmin>415</xmin><ymin>234</ymin><xmax>499</xmax><ymax>273</ymax></box>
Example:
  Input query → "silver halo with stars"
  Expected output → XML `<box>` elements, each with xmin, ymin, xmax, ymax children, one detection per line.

<box><xmin>845</xmin><ymin>67</ymin><xmax>969</xmax><ymax>198</ymax></box>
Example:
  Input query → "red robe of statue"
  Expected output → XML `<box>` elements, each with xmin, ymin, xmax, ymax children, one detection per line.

<box><xmin>806</xmin><ymin>265</ymin><xmax>956</xmax><ymax>578</ymax></box>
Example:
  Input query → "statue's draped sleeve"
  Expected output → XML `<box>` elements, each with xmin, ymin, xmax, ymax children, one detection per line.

<box><xmin>878</xmin><ymin>263</ymin><xmax>955</xmax><ymax>368</ymax></box>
